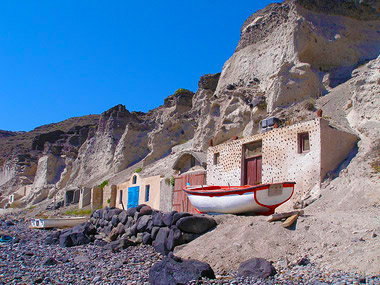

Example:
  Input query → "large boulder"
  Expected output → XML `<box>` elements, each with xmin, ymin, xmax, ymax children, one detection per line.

<box><xmin>176</xmin><ymin>216</ymin><xmax>216</xmax><ymax>234</ymax></box>
<box><xmin>163</xmin><ymin>211</ymin><xmax>177</xmax><ymax>227</ymax></box>
<box><xmin>166</xmin><ymin>227</ymin><xmax>182</xmax><ymax>251</ymax></box>
<box><xmin>237</xmin><ymin>258</ymin><xmax>276</xmax><ymax>279</ymax></box>
<box><xmin>152</xmin><ymin>227</ymin><xmax>170</xmax><ymax>256</ymax></box>
<box><xmin>136</xmin><ymin>215</ymin><xmax>151</xmax><ymax>232</ymax></box>
<box><xmin>149</xmin><ymin>253</ymin><xmax>215</xmax><ymax>285</ymax></box>
<box><xmin>111</xmin><ymin>215</ymin><xmax>119</xmax><ymax>227</ymax></box>
<box><xmin>126</xmin><ymin>207</ymin><xmax>136</xmax><ymax>217</ymax></box>
<box><xmin>172</xmin><ymin>212</ymin><xmax>191</xmax><ymax>225</ymax></box>
<box><xmin>139</xmin><ymin>205</ymin><xmax>153</xmax><ymax>215</ymax></box>
<box><xmin>151</xmin><ymin>226</ymin><xmax>160</xmax><ymax>240</ymax></box>
<box><xmin>118</xmin><ymin>211</ymin><xmax>128</xmax><ymax>224</ymax></box>
<box><xmin>152</xmin><ymin>212</ymin><xmax>165</xmax><ymax>227</ymax></box>
<box><xmin>59</xmin><ymin>231</ymin><xmax>90</xmax><ymax>248</ymax></box>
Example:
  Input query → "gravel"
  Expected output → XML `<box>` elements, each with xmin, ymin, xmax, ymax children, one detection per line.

<box><xmin>1</xmin><ymin>218</ymin><xmax>379</xmax><ymax>284</ymax></box>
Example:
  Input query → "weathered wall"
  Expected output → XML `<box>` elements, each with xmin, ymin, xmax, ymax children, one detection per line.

<box><xmin>91</xmin><ymin>186</ymin><xmax>103</xmax><ymax>210</ymax></box>
<box><xmin>207</xmin><ymin>119</ymin><xmax>327</xmax><ymax>208</ymax></box>
<box><xmin>114</xmin><ymin>173</ymin><xmax>162</xmax><ymax>210</ymax></box>
<box><xmin>320</xmin><ymin>120</ymin><xmax>358</xmax><ymax>179</ymax></box>
<box><xmin>78</xmin><ymin>187</ymin><xmax>91</xmax><ymax>209</ymax></box>
<box><xmin>159</xmin><ymin>179</ymin><xmax>173</xmax><ymax>212</ymax></box>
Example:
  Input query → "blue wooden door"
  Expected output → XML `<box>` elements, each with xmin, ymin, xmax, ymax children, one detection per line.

<box><xmin>127</xmin><ymin>186</ymin><xmax>140</xmax><ymax>208</ymax></box>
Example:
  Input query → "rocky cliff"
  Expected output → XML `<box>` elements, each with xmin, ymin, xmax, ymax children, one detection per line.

<box><xmin>1</xmin><ymin>0</ymin><xmax>380</xmax><ymax>208</ymax></box>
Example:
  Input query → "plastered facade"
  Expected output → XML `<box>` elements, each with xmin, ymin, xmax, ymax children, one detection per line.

<box><xmin>114</xmin><ymin>173</ymin><xmax>162</xmax><ymax>210</ymax></box>
<box><xmin>207</xmin><ymin>118</ymin><xmax>358</xmax><ymax>209</ymax></box>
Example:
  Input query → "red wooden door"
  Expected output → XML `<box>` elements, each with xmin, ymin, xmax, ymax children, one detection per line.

<box><xmin>245</xmin><ymin>156</ymin><xmax>262</xmax><ymax>185</ymax></box>
<box><xmin>173</xmin><ymin>171</ymin><xmax>205</xmax><ymax>214</ymax></box>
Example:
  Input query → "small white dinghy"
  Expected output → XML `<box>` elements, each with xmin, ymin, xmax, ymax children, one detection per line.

<box><xmin>30</xmin><ymin>217</ymin><xmax>88</xmax><ymax>229</ymax></box>
<box><xmin>183</xmin><ymin>182</ymin><xmax>295</xmax><ymax>215</ymax></box>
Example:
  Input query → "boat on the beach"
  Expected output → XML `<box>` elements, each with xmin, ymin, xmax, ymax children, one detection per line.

<box><xmin>183</xmin><ymin>182</ymin><xmax>295</xmax><ymax>215</ymax></box>
<box><xmin>30</xmin><ymin>217</ymin><xmax>88</xmax><ymax>229</ymax></box>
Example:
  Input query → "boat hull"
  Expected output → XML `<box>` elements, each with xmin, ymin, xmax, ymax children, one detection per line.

<box><xmin>30</xmin><ymin>217</ymin><xmax>88</xmax><ymax>229</ymax></box>
<box><xmin>184</xmin><ymin>182</ymin><xmax>295</xmax><ymax>215</ymax></box>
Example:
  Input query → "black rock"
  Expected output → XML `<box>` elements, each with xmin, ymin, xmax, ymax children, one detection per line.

<box><xmin>146</xmin><ymin>219</ymin><xmax>153</xmax><ymax>232</ymax></box>
<box><xmin>166</xmin><ymin>228</ymin><xmax>182</xmax><ymax>251</ymax></box>
<box><xmin>297</xmin><ymin>257</ymin><xmax>310</xmax><ymax>266</ymax></box>
<box><xmin>163</xmin><ymin>211</ymin><xmax>178</xmax><ymax>227</ymax></box>
<box><xmin>139</xmin><ymin>205</ymin><xmax>153</xmax><ymax>215</ymax></box>
<box><xmin>181</xmin><ymin>232</ymin><xmax>202</xmax><ymax>243</ymax></box>
<box><xmin>176</xmin><ymin>216</ymin><xmax>216</xmax><ymax>234</ymax></box>
<box><xmin>105</xmin><ymin>238</ymin><xmax>136</xmax><ymax>252</ymax></box>
<box><xmin>118</xmin><ymin>211</ymin><xmax>128</xmax><ymax>224</ymax></box>
<box><xmin>152</xmin><ymin>227</ymin><xmax>170</xmax><ymax>256</ymax></box>
<box><xmin>142</xmin><ymin>233</ymin><xmax>152</xmax><ymax>245</ymax></box>
<box><xmin>149</xmin><ymin>253</ymin><xmax>215</xmax><ymax>285</ymax></box>
<box><xmin>237</xmin><ymin>258</ymin><xmax>276</xmax><ymax>279</ymax></box>
<box><xmin>172</xmin><ymin>212</ymin><xmax>191</xmax><ymax>224</ymax></box>
<box><xmin>136</xmin><ymin>215</ymin><xmax>151</xmax><ymax>232</ymax></box>
<box><xmin>136</xmin><ymin>204</ymin><xmax>147</xmax><ymax>211</ymax></box>
<box><xmin>152</xmin><ymin>212</ymin><xmax>165</xmax><ymax>227</ymax></box>
<box><xmin>109</xmin><ymin>208</ymin><xmax>123</xmax><ymax>217</ymax></box>
<box><xmin>59</xmin><ymin>230</ymin><xmax>90</xmax><ymax>248</ymax></box>
<box><xmin>151</xmin><ymin>226</ymin><xmax>160</xmax><ymax>240</ymax></box>
<box><xmin>126</xmin><ymin>207</ymin><xmax>136</xmax><ymax>217</ymax></box>
<box><xmin>111</xmin><ymin>215</ymin><xmax>119</xmax><ymax>227</ymax></box>
<box><xmin>43</xmin><ymin>257</ymin><xmax>58</xmax><ymax>266</ymax></box>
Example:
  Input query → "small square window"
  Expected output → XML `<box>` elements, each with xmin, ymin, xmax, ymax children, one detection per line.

<box><xmin>213</xmin><ymin>153</ymin><xmax>220</xmax><ymax>165</ymax></box>
<box><xmin>145</xmin><ymin>185</ymin><xmax>150</xmax><ymax>202</ymax></box>
<box><xmin>298</xmin><ymin>132</ymin><xmax>310</xmax><ymax>153</ymax></box>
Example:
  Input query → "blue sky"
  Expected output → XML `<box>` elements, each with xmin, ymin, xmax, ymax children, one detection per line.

<box><xmin>0</xmin><ymin>1</ymin><xmax>276</xmax><ymax>131</ymax></box>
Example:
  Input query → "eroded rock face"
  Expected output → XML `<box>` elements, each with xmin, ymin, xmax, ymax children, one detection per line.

<box><xmin>3</xmin><ymin>0</ymin><xmax>380</xmax><ymax>207</ymax></box>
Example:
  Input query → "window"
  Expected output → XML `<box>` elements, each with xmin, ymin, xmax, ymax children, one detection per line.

<box><xmin>145</xmin><ymin>185</ymin><xmax>150</xmax><ymax>202</ymax></box>
<box><xmin>213</xmin><ymin>153</ymin><xmax>220</xmax><ymax>165</ymax></box>
<box><xmin>298</xmin><ymin>132</ymin><xmax>310</xmax><ymax>153</ymax></box>
<box><xmin>132</xmin><ymin>175</ymin><xmax>137</xmax><ymax>184</ymax></box>
<box><xmin>120</xmin><ymin>190</ymin><xmax>123</xmax><ymax>203</ymax></box>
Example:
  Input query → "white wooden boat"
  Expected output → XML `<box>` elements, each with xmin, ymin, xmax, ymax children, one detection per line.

<box><xmin>30</xmin><ymin>217</ymin><xmax>88</xmax><ymax>229</ymax></box>
<box><xmin>183</xmin><ymin>182</ymin><xmax>295</xmax><ymax>215</ymax></box>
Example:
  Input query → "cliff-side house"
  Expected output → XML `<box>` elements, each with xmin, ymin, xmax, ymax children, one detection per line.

<box><xmin>206</xmin><ymin>118</ymin><xmax>358</xmax><ymax>211</ymax></box>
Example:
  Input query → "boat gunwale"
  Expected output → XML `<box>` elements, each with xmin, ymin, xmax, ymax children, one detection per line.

<box><xmin>183</xmin><ymin>182</ymin><xmax>296</xmax><ymax>196</ymax></box>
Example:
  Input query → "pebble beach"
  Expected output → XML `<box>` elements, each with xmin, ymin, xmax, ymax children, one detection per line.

<box><xmin>1</xmin><ymin>218</ymin><xmax>379</xmax><ymax>284</ymax></box>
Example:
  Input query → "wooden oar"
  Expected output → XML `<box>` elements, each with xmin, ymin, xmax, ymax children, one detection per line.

<box><xmin>267</xmin><ymin>210</ymin><xmax>304</xmax><ymax>222</ymax></box>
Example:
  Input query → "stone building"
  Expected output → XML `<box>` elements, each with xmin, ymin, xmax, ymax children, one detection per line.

<box><xmin>206</xmin><ymin>118</ymin><xmax>358</xmax><ymax>210</ymax></box>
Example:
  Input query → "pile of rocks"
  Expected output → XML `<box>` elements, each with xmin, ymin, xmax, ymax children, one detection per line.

<box><xmin>46</xmin><ymin>205</ymin><xmax>217</xmax><ymax>256</ymax></box>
